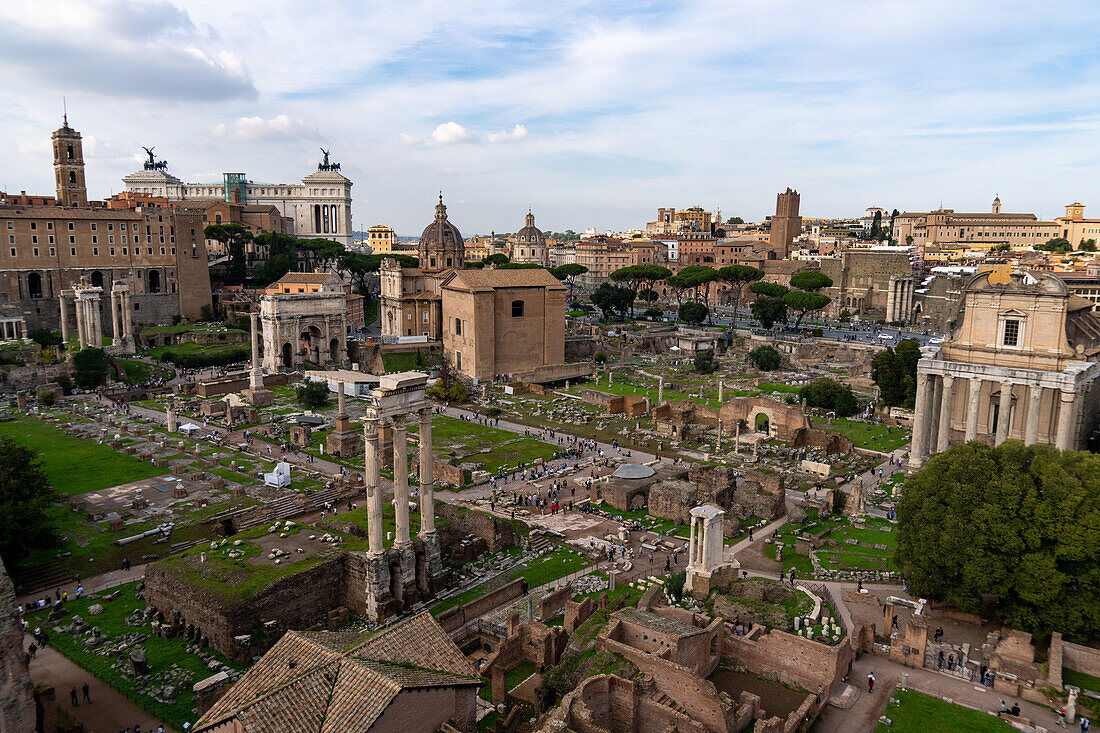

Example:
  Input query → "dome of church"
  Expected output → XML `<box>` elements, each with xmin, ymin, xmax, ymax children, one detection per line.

<box><xmin>516</xmin><ymin>210</ymin><xmax>545</xmax><ymax>246</ymax></box>
<box><xmin>419</xmin><ymin>195</ymin><xmax>464</xmax><ymax>252</ymax></box>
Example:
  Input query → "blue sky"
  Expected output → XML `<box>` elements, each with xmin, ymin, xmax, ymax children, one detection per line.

<box><xmin>2</xmin><ymin>0</ymin><xmax>1100</xmax><ymax>235</ymax></box>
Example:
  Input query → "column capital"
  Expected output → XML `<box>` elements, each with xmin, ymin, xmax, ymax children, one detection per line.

<box><xmin>1060</xmin><ymin>389</ymin><xmax>1077</xmax><ymax>402</ymax></box>
<box><xmin>942</xmin><ymin>374</ymin><xmax>954</xmax><ymax>387</ymax></box>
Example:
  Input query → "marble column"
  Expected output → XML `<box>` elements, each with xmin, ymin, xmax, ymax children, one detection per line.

<box><xmin>364</xmin><ymin>416</ymin><xmax>383</xmax><ymax>555</ymax></box>
<box><xmin>122</xmin><ymin>290</ymin><xmax>133</xmax><ymax>338</ymax></box>
<box><xmin>58</xmin><ymin>296</ymin><xmax>69</xmax><ymax>342</ymax></box>
<box><xmin>688</xmin><ymin>517</ymin><xmax>696</xmax><ymax>567</ymax></box>
<box><xmin>418</xmin><ymin>408</ymin><xmax>435</xmax><ymax>535</ymax></box>
<box><xmin>658</xmin><ymin>377</ymin><xmax>664</xmax><ymax>404</ymax></box>
<box><xmin>995</xmin><ymin>383</ymin><xmax>1012</xmax><ymax>446</ymax></box>
<box><xmin>1055</xmin><ymin>390</ymin><xmax>1077</xmax><ymax>450</ymax></box>
<box><xmin>391</xmin><ymin>415</ymin><xmax>410</xmax><ymax>546</ymax></box>
<box><xmin>936</xmin><ymin>376</ymin><xmax>955</xmax><ymax>453</ymax></box>
<box><xmin>75</xmin><ymin>298</ymin><xmax>87</xmax><ymax>348</ymax></box>
<box><xmin>92</xmin><ymin>297</ymin><xmax>103</xmax><ymax>346</ymax></box>
<box><xmin>716</xmin><ymin>419</ymin><xmax>723</xmax><ymax>450</ymax></box>
<box><xmin>110</xmin><ymin>289</ymin><xmax>120</xmax><ymax>344</ymax></box>
<box><xmin>718</xmin><ymin>380</ymin><xmax>724</xmax><ymax>403</ymax></box>
<box><xmin>909</xmin><ymin>372</ymin><xmax>933</xmax><ymax>467</ymax></box>
<box><xmin>1024</xmin><ymin>386</ymin><xmax>1043</xmax><ymax>445</ymax></box>
<box><xmin>965</xmin><ymin>378</ymin><xmax>982</xmax><ymax>442</ymax></box>
<box><xmin>249</xmin><ymin>313</ymin><xmax>264</xmax><ymax>390</ymax></box>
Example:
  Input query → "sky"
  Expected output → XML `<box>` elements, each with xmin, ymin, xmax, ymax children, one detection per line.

<box><xmin>3</xmin><ymin>0</ymin><xmax>1100</xmax><ymax>236</ymax></box>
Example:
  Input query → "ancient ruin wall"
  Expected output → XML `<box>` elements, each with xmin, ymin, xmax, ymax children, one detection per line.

<box><xmin>720</xmin><ymin>624</ymin><xmax>855</xmax><ymax>697</ymax></box>
<box><xmin>436</xmin><ymin>503</ymin><xmax>522</xmax><ymax>553</ymax></box>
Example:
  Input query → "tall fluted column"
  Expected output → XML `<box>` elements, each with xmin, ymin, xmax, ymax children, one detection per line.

<box><xmin>92</xmin><ymin>297</ymin><xmax>103</xmax><ymax>346</ymax></box>
<box><xmin>249</xmin><ymin>312</ymin><xmax>264</xmax><ymax>390</ymax></box>
<box><xmin>936</xmin><ymin>375</ymin><xmax>955</xmax><ymax>453</ymax></box>
<box><xmin>658</xmin><ymin>377</ymin><xmax>664</xmax><ymax>404</ymax></box>
<box><xmin>1025</xmin><ymin>386</ymin><xmax>1043</xmax><ymax>445</ymax></box>
<box><xmin>965</xmin><ymin>378</ymin><xmax>982</xmax><ymax>442</ymax></box>
<box><xmin>363</xmin><ymin>416</ymin><xmax>383</xmax><ymax>554</ymax></box>
<box><xmin>109</xmin><ymin>289</ymin><xmax>120</xmax><ymax>344</ymax></box>
<box><xmin>418</xmin><ymin>408</ymin><xmax>435</xmax><ymax>535</ymax></box>
<box><xmin>909</xmin><ymin>372</ymin><xmax>932</xmax><ymax>468</ymax></box>
<box><xmin>995</xmin><ymin>383</ymin><xmax>1012</xmax><ymax>446</ymax></box>
<box><xmin>1055</xmin><ymin>390</ymin><xmax>1077</xmax><ymax>450</ymax></box>
<box><xmin>688</xmin><ymin>517</ymin><xmax>696</xmax><ymax>567</ymax></box>
<box><xmin>391</xmin><ymin>415</ymin><xmax>410</xmax><ymax>546</ymax></box>
<box><xmin>59</xmin><ymin>296</ymin><xmax>70</xmax><ymax>342</ymax></box>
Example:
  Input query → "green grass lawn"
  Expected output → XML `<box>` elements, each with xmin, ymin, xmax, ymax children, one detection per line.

<box><xmin>412</xmin><ymin>414</ymin><xmax>559</xmax><ymax>476</ymax></box>
<box><xmin>876</xmin><ymin>688</ymin><xmax>1013</xmax><ymax>732</ymax></box>
<box><xmin>381</xmin><ymin>350</ymin><xmax>441</xmax><ymax>373</ymax></box>
<box><xmin>143</xmin><ymin>340</ymin><xmax>249</xmax><ymax>363</ymax></box>
<box><xmin>823</xmin><ymin>418</ymin><xmax>911</xmax><ymax>453</ymax></box>
<box><xmin>1063</xmin><ymin>667</ymin><xmax>1100</xmax><ymax>693</ymax></box>
<box><xmin>0</xmin><ymin>416</ymin><xmax>166</xmax><ymax>495</ymax></box>
<box><xmin>25</xmin><ymin>581</ymin><xmax>241</xmax><ymax>731</ymax></box>
<box><xmin>116</xmin><ymin>358</ymin><xmax>173</xmax><ymax>384</ymax></box>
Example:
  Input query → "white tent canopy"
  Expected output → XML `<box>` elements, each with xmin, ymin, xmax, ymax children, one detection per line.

<box><xmin>178</xmin><ymin>423</ymin><xmax>202</xmax><ymax>434</ymax></box>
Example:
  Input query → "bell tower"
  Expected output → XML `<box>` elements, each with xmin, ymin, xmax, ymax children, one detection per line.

<box><xmin>52</xmin><ymin>115</ymin><xmax>88</xmax><ymax>207</ymax></box>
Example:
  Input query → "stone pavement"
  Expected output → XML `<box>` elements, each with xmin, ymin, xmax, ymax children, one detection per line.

<box><xmin>815</xmin><ymin>653</ymin><xmax>1057</xmax><ymax>733</ymax></box>
<box><xmin>17</xmin><ymin>563</ymin><xmax>149</xmax><ymax>610</ymax></box>
<box><xmin>26</xmin><ymin>636</ymin><xmax>177</xmax><ymax>733</ymax></box>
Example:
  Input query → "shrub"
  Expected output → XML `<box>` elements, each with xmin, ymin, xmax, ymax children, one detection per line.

<box><xmin>800</xmin><ymin>377</ymin><xmax>858</xmax><ymax>416</ymax></box>
<box><xmin>72</xmin><ymin>347</ymin><xmax>109</xmax><ymax>389</ymax></box>
<box><xmin>838</xmin><ymin>309</ymin><xmax>852</xmax><ymax>322</ymax></box>
<box><xmin>39</xmin><ymin>390</ymin><xmax>55</xmax><ymax>406</ymax></box>
<box><xmin>678</xmin><ymin>301</ymin><xmax>708</xmax><ymax>325</ymax></box>
<box><xmin>665</xmin><ymin>571</ymin><xmax>686</xmax><ymax>602</ymax></box>
<box><xmin>644</xmin><ymin>308</ymin><xmax>662</xmax><ymax>320</ymax></box>
<box><xmin>748</xmin><ymin>345</ymin><xmax>781</xmax><ymax>371</ymax></box>
<box><xmin>56</xmin><ymin>375</ymin><xmax>73</xmax><ymax>395</ymax></box>
<box><xmin>296</xmin><ymin>379</ymin><xmax>330</xmax><ymax>408</ymax></box>
<box><xmin>171</xmin><ymin>314</ymin><xmax>183</xmax><ymax>326</ymax></box>
<box><xmin>29</xmin><ymin>329</ymin><xmax>63</xmax><ymax>347</ymax></box>
<box><xmin>811</xmin><ymin>327</ymin><xmax>824</xmax><ymax>338</ymax></box>
<box><xmin>159</xmin><ymin>346</ymin><xmax>250</xmax><ymax>369</ymax></box>
<box><xmin>694</xmin><ymin>348</ymin><xmax>717</xmax><ymax>374</ymax></box>
<box><xmin>594</xmin><ymin>352</ymin><xmax>607</xmax><ymax>364</ymax></box>
<box><xmin>427</xmin><ymin>381</ymin><xmax>469</xmax><ymax>403</ymax></box>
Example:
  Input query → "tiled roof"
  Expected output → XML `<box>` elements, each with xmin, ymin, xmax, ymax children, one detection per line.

<box><xmin>195</xmin><ymin>613</ymin><xmax>479</xmax><ymax>732</ymax></box>
<box><xmin>444</xmin><ymin>268</ymin><xmax>565</xmax><ymax>292</ymax></box>
<box><xmin>275</xmin><ymin>272</ymin><xmax>338</xmax><ymax>284</ymax></box>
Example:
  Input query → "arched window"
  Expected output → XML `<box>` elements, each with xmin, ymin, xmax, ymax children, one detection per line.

<box><xmin>27</xmin><ymin>272</ymin><xmax>42</xmax><ymax>299</ymax></box>
<box><xmin>68</xmin><ymin>170</ymin><xmax>76</xmax><ymax>185</ymax></box>
<box><xmin>66</xmin><ymin>144</ymin><xmax>74</xmax><ymax>160</ymax></box>
<box><xmin>511</xmin><ymin>300</ymin><xmax>524</xmax><ymax>318</ymax></box>
<box><xmin>215</xmin><ymin>214</ymin><xmax>222</xmax><ymax>224</ymax></box>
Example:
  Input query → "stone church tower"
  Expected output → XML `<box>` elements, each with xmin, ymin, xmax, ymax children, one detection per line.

<box><xmin>417</xmin><ymin>194</ymin><xmax>464</xmax><ymax>272</ymax></box>
<box><xmin>52</xmin><ymin>116</ymin><xmax>88</xmax><ymax>207</ymax></box>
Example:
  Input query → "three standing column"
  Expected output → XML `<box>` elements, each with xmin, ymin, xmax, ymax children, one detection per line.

<box><xmin>1055</xmin><ymin>390</ymin><xmax>1078</xmax><ymax>450</ymax></box>
<box><xmin>909</xmin><ymin>372</ymin><xmax>932</xmax><ymax>468</ymax></box>
<box><xmin>1025</xmin><ymin>386</ymin><xmax>1043</xmax><ymax>445</ymax></box>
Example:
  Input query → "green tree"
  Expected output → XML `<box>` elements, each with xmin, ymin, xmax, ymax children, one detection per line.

<box><xmin>717</xmin><ymin>264</ymin><xmax>764</xmax><ymax>328</ymax></box>
<box><xmin>799</xmin><ymin>377</ymin><xmax>857</xmax><ymax>416</ymax></box>
<box><xmin>749</xmin><ymin>281</ymin><xmax>788</xmax><ymax>298</ymax></box>
<box><xmin>340</xmin><ymin>251</ymin><xmax>378</xmax><ymax>296</ymax></box>
<box><xmin>751</xmin><ymin>296</ymin><xmax>787</xmax><ymax>329</ymax></box>
<box><xmin>748</xmin><ymin>345</ymin><xmax>781</xmax><ymax>371</ymax></box>
<box><xmin>789</xmin><ymin>271</ymin><xmax>833</xmax><ymax>293</ymax></box>
<box><xmin>591</xmin><ymin>283</ymin><xmax>634</xmax><ymax>319</ymax></box>
<box><xmin>72</xmin><ymin>347</ymin><xmax>109</xmax><ymax>389</ymax></box>
<box><xmin>254</xmin><ymin>232</ymin><xmax>300</xmax><ymax>285</ymax></box>
<box><xmin>484</xmin><ymin>253</ymin><xmax>510</xmax><ymax>267</ymax></box>
<box><xmin>499</xmin><ymin>262</ymin><xmax>545</xmax><ymax>269</ymax></box>
<box><xmin>29</xmin><ymin>329</ymin><xmax>62</xmax><ymax>347</ymax></box>
<box><xmin>205</xmin><ymin>224</ymin><xmax>253</xmax><ymax>285</ymax></box>
<box><xmin>678</xmin><ymin>301</ymin><xmax>708</xmax><ymax>325</ymax></box>
<box><xmin>637</xmin><ymin>288</ymin><xmax>659</xmax><ymax>304</ymax></box>
<box><xmin>1080</xmin><ymin>239</ymin><xmax>1097</xmax><ymax>252</ymax></box>
<box><xmin>872</xmin><ymin>338</ymin><xmax>921</xmax><ymax>407</ymax></box>
<box><xmin>550</xmin><ymin>263</ymin><xmax>588</xmax><ymax>303</ymax></box>
<box><xmin>296</xmin><ymin>379</ymin><xmax>330</xmax><ymax>408</ymax></box>
<box><xmin>869</xmin><ymin>210</ymin><xmax>883</xmax><ymax>240</ymax></box>
<box><xmin>694</xmin><ymin>348</ymin><xmax>716</xmax><ymax>373</ymax></box>
<box><xmin>610</xmin><ymin>264</ymin><xmax>672</xmax><ymax>316</ymax></box>
<box><xmin>299</xmin><ymin>238</ymin><xmax>347</xmax><ymax>271</ymax></box>
<box><xmin>0</xmin><ymin>436</ymin><xmax>58</xmax><ymax>565</ymax></box>
<box><xmin>1038</xmin><ymin>237</ymin><xmax>1072</xmax><ymax>254</ymax></box>
<box><xmin>896</xmin><ymin>442</ymin><xmax>1100</xmax><ymax>640</ymax></box>
<box><xmin>784</xmin><ymin>291</ymin><xmax>831</xmax><ymax>328</ymax></box>
<box><xmin>726</xmin><ymin>217</ymin><xmax>745</xmax><ymax>225</ymax></box>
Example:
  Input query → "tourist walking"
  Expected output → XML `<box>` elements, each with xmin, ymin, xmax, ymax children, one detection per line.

<box><xmin>866</xmin><ymin>673</ymin><xmax>875</xmax><ymax>693</ymax></box>
<box><xmin>70</xmin><ymin>687</ymin><xmax>79</xmax><ymax>707</ymax></box>
<box><xmin>81</xmin><ymin>682</ymin><xmax>91</xmax><ymax>703</ymax></box>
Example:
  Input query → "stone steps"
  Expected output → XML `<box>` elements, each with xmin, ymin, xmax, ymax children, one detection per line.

<box><xmin>13</xmin><ymin>559</ymin><xmax>73</xmax><ymax>596</ymax></box>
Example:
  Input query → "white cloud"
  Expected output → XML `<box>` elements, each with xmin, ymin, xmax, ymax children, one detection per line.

<box><xmin>431</xmin><ymin>122</ymin><xmax>476</xmax><ymax>144</ymax></box>
<box><xmin>211</xmin><ymin>115</ymin><xmax>319</xmax><ymax>142</ymax></box>
<box><xmin>486</xmin><ymin>124</ymin><xmax>529</xmax><ymax>144</ymax></box>
<box><xmin>399</xmin><ymin>132</ymin><xmax>424</xmax><ymax>147</ymax></box>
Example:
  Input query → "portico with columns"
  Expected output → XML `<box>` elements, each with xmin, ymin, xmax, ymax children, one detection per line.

<box><xmin>685</xmin><ymin>504</ymin><xmax>739</xmax><ymax>598</ymax></box>
<box><xmin>108</xmin><ymin>280</ymin><xmax>136</xmax><ymax>353</ymax></box>
<box><xmin>908</xmin><ymin>272</ymin><xmax>1100</xmax><ymax>470</ymax></box>
<box><xmin>359</xmin><ymin>371</ymin><xmax>444</xmax><ymax>622</ymax></box>
<box><xmin>66</xmin><ymin>278</ymin><xmax>104</xmax><ymax>349</ymax></box>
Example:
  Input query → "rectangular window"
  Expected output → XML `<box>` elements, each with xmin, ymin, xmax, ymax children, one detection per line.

<box><xmin>67</xmin><ymin>222</ymin><xmax>74</xmax><ymax>231</ymax></box>
<box><xmin>90</xmin><ymin>223</ymin><xmax>96</xmax><ymax>231</ymax></box>
<box><xmin>423</xmin><ymin>312</ymin><xmax>429</xmax><ymax>323</ymax></box>
<box><xmin>48</xmin><ymin>235</ymin><xmax>54</xmax><ymax>244</ymax></box>
<box><xmin>1003</xmin><ymin>319</ymin><xmax>1020</xmax><ymax>346</ymax></box>
<box><xmin>7</xmin><ymin>236</ymin><xmax>13</xmax><ymax>244</ymax></box>
<box><xmin>70</xmin><ymin>248</ymin><xmax>76</xmax><ymax>256</ymax></box>
<box><xmin>9</xmin><ymin>248</ymin><xmax>14</xmax><ymax>257</ymax></box>
<box><xmin>109</xmin><ymin>236</ymin><xmax>114</xmax><ymax>244</ymax></box>
<box><xmin>49</xmin><ymin>247</ymin><xmax>55</xmax><ymax>256</ymax></box>
<box><xmin>68</xmin><ymin>235</ymin><xmax>74</xmax><ymax>244</ymax></box>
<box><xmin>29</xmin><ymin>222</ymin><xmax>36</xmax><ymax>230</ymax></box>
<box><xmin>121</xmin><ymin>235</ymin><xmax>127</xmax><ymax>244</ymax></box>
<box><xmin>32</xmin><ymin>248</ymin><xmax>38</xmax><ymax>257</ymax></box>
<box><xmin>93</xmin><ymin>247</ymin><xmax>99</xmax><ymax>256</ymax></box>
<box><xmin>107</xmin><ymin>223</ymin><xmax>113</xmax><ymax>231</ymax></box>
<box><xmin>31</xmin><ymin>235</ymin><xmax>37</xmax><ymax>244</ymax></box>
<box><xmin>122</xmin><ymin>248</ymin><xmax>127</xmax><ymax>255</ymax></box>
<box><xmin>91</xmin><ymin>236</ymin><xmax>97</xmax><ymax>244</ymax></box>
<box><xmin>110</xmin><ymin>248</ymin><xmax>115</xmax><ymax>256</ymax></box>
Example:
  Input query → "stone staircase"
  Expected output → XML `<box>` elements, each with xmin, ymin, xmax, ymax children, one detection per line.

<box><xmin>529</xmin><ymin>535</ymin><xmax>555</xmax><ymax>555</ymax></box>
<box><xmin>13</xmin><ymin>559</ymin><xmax>73</xmax><ymax>596</ymax></box>
<box><xmin>235</xmin><ymin>486</ymin><xmax>340</xmax><ymax>530</ymax></box>
<box><xmin>653</xmin><ymin>691</ymin><xmax>688</xmax><ymax>715</ymax></box>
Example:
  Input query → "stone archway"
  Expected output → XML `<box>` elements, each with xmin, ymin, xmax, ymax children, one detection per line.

<box><xmin>329</xmin><ymin>337</ymin><xmax>340</xmax><ymax>362</ymax></box>
<box><xmin>281</xmin><ymin>342</ymin><xmax>293</xmax><ymax>369</ymax></box>
<box><xmin>754</xmin><ymin>412</ymin><xmax>770</xmax><ymax>434</ymax></box>
<box><xmin>300</xmin><ymin>325</ymin><xmax>323</xmax><ymax>364</ymax></box>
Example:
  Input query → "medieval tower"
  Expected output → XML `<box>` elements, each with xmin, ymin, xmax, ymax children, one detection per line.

<box><xmin>769</xmin><ymin>188</ymin><xmax>801</xmax><ymax>259</ymax></box>
<box><xmin>52</xmin><ymin>116</ymin><xmax>87</xmax><ymax>207</ymax></box>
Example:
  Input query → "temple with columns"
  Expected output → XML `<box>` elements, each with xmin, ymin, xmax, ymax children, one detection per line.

<box><xmin>909</xmin><ymin>271</ymin><xmax>1100</xmax><ymax>470</ymax></box>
